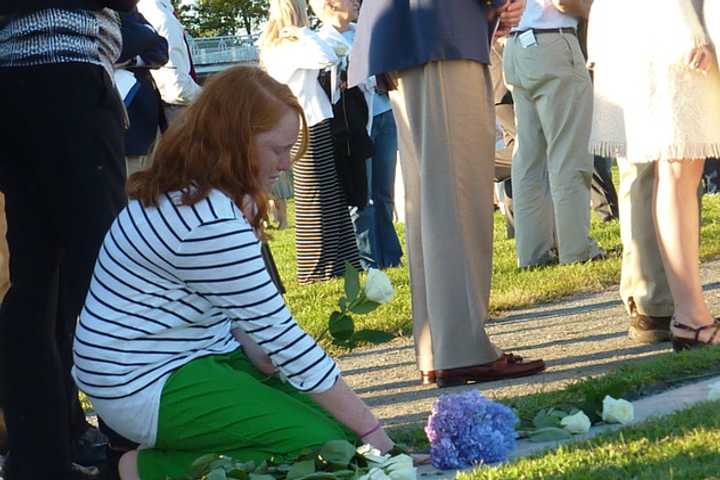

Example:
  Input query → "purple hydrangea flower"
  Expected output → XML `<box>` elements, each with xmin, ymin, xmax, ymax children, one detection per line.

<box><xmin>425</xmin><ymin>390</ymin><xmax>518</xmax><ymax>469</ymax></box>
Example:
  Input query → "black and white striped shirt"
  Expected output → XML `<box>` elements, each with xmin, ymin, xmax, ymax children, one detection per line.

<box><xmin>72</xmin><ymin>189</ymin><xmax>339</xmax><ymax>446</ymax></box>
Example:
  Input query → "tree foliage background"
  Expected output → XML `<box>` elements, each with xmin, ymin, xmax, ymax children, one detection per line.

<box><xmin>171</xmin><ymin>0</ymin><xmax>270</xmax><ymax>37</ymax></box>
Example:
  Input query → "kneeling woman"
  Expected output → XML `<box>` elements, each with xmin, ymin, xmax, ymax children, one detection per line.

<box><xmin>72</xmin><ymin>66</ymin><xmax>394</xmax><ymax>480</ymax></box>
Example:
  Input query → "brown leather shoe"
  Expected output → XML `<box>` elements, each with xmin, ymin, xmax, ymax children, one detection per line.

<box><xmin>627</xmin><ymin>298</ymin><xmax>671</xmax><ymax>344</ymax></box>
<box><xmin>421</xmin><ymin>353</ymin><xmax>545</xmax><ymax>388</ymax></box>
<box><xmin>420</xmin><ymin>370</ymin><xmax>437</xmax><ymax>385</ymax></box>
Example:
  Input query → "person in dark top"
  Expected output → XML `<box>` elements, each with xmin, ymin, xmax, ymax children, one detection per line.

<box><xmin>117</xmin><ymin>8</ymin><xmax>169</xmax><ymax>175</ymax></box>
<box><xmin>0</xmin><ymin>1</ymin><xmax>135</xmax><ymax>478</ymax></box>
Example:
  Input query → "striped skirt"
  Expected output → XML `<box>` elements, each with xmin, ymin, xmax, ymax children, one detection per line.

<box><xmin>293</xmin><ymin>120</ymin><xmax>361</xmax><ymax>284</ymax></box>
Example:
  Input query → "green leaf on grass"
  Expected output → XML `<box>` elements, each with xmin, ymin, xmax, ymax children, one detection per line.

<box><xmin>208</xmin><ymin>469</ymin><xmax>228</xmax><ymax>480</ymax></box>
<box><xmin>528</xmin><ymin>427</ymin><xmax>573</xmax><ymax>442</ymax></box>
<box><xmin>329</xmin><ymin>470</ymin><xmax>357</xmax><ymax>479</ymax></box>
<box><xmin>343</xmin><ymin>262</ymin><xmax>360</xmax><ymax>301</ymax></box>
<box><xmin>227</xmin><ymin>470</ymin><xmax>249</xmax><ymax>480</ymax></box>
<box><xmin>248</xmin><ymin>474</ymin><xmax>275</xmax><ymax>480</ymax></box>
<box><xmin>577</xmin><ymin>400</ymin><xmax>604</xmax><ymax>423</ymax></box>
<box><xmin>235</xmin><ymin>461</ymin><xmax>256</xmax><ymax>472</ymax></box>
<box><xmin>532</xmin><ymin>408</ymin><xmax>568</xmax><ymax>429</ymax></box>
<box><xmin>287</xmin><ymin>459</ymin><xmax>316</xmax><ymax>480</ymax></box>
<box><xmin>319</xmin><ymin>440</ymin><xmax>356</xmax><ymax>468</ymax></box>
<box><xmin>350</xmin><ymin>300</ymin><xmax>381</xmax><ymax>315</ymax></box>
<box><xmin>191</xmin><ymin>454</ymin><xmax>219</xmax><ymax>471</ymax></box>
<box><xmin>210</xmin><ymin>457</ymin><xmax>234</xmax><ymax>471</ymax></box>
<box><xmin>254</xmin><ymin>461</ymin><xmax>269</xmax><ymax>474</ymax></box>
<box><xmin>329</xmin><ymin>312</ymin><xmax>354</xmax><ymax>342</ymax></box>
<box><xmin>292</xmin><ymin>472</ymin><xmax>347</xmax><ymax>480</ymax></box>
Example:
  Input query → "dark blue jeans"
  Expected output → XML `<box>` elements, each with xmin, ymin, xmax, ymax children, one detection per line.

<box><xmin>352</xmin><ymin>110</ymin><xmax>403</xmax><ymax>269</ymax></box>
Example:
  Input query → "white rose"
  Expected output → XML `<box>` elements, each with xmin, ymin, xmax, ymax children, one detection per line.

<box><xmin>560</xmin><ymin>410</ymin><xmax>592</xmax><ymax>434</ymax></box>
<box><xmin>387</xmin><ymin>467</ymin><xmax>416</xmax><ymax>480</ymax></box>
<box><xmin>708</xmin><ymin>381</ymin><xmax>720</xmax><ymax>401</ymax></box>
<box><xmin>382</xmin><ymin>455</ymin><xmax>416</xmax><ymax>480</ymax></box>
<box><xmin>381</xmin><ymin>454</ymin><xmax>413</xmax><ymax>472</ymax></box>
<box><xmin>357</xmin><ymin>444</ymin><xmax>390</xmax><ymax>465</ymax></box>
<box><xmin>364</xmin><ymin>269</ymin><xmax>395</xmax><ymax>304</ymax></box>
<box><xmin>358</xmin><ymin>468</ymin><xmax>392</xmax><ymax>480</ymax></box>
<box><xmin>602</xmin><ymin>396</ymin><xmax>634</xmax><ymax>425</ymax></box>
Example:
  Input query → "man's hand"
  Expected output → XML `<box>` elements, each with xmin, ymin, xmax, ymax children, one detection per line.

<box><xmin>490</xmin><ymin>0</ymin><xmax>526</xmax><ymax>40</ymax></box>
<box><xmin>551</xmin><ymin>0</ymin><xmax>592</xmax><ymax>19</ymax></box>
<box><xmin>686</xmin><ymin>44</ymin><xmax>717</xmax><ymax>73</ymax></box>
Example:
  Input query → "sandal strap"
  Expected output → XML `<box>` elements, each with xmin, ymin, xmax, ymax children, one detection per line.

<box><xmin>672</xmin><ymin>319</ymin><xmax>720</xmax><ymax>343</ymax></box>
<box><xmin>708</xmin><ymin>324</ymin><xmax>720</xmax><ymax>345</ymax></box>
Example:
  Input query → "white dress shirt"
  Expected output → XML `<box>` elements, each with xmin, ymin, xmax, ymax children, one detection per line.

<box><xmin>137</xmin><ymin>0</ymin><xmax>201</xmax><ymax>105</ymax></box>
<box><xmin>514</xmin><ymin>0</ymin><xmax>579</xmax><ymax>31</ymax></box>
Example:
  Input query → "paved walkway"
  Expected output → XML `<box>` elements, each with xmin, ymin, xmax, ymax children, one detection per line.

<box><xmin>337</xmin><ymin>258</ymin><xmax>720</xmax><ymax>430</ymax></box>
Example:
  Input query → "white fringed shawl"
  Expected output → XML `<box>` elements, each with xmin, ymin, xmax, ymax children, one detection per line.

<box><xmin>588</xmin><ymin>0</ymin><xmax>720</xmax><ymax>162</ymax></box>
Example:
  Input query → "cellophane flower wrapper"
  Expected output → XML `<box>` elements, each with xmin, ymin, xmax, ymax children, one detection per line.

<box><xmin>425</xmin><ymin>390</ymin><xmax>518</xmax><ymax>469</ymax></box>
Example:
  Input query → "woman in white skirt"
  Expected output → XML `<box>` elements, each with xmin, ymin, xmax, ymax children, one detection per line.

<box><xmin>589</xmin><ymin>0</ymin><xmax>720</xmax><ymax>349</ymax></box>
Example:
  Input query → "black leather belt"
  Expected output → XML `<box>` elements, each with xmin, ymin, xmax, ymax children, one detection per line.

<box><xmin>512</xmin><ymin>27</ymin><xmax>577</xmax><ymax>37</ymax></box>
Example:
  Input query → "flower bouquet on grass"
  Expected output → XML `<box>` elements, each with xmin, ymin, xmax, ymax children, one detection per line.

<box><xmin>177</xmin><ymin>440</ymin><xmax>416</xmax><ymax>480</ymax></box>
<box><xmin>424</xmin><ymin>390</ymin><xmax>519</xmax><ymax>470</ymax></box>
<box><xmin>424</xmin><ymin>391</ymin><xmax>639</xmax><ymax>471</ymax></box>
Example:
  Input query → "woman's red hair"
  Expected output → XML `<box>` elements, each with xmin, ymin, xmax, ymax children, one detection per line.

<box><xmin>127</xmin><ymin>65</ymin><xmax>308</xmax><ymax>238</ymax></box>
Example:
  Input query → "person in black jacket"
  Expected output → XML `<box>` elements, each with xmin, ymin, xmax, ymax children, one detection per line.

<box><xmin>117</xmin><ymin>9</ymin><xmax>169</xmax><ymax>174</ymax></box>
<box><xmin>0</xmin><ymin>1</ymin><xmax>135</xmax><ymax>478</ymax></box>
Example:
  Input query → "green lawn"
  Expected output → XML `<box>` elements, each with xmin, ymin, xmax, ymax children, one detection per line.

<box><xmin>269</xmin><ymin>195</ymin><xmax>720</xmax><ymax>348</ymax></box>
<box><xmin>462</xmin><ymin>399</ymin><xmax>720</xmax><ymax>479</ymax></box>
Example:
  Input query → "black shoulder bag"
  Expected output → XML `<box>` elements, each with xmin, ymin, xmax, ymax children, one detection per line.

<box><xmin>318</xmin><ymin>67</ymin><xmax>374</xmax><ymax>209</ymax></box>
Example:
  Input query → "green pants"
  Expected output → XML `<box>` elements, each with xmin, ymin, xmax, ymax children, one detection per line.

<box><xmin>138</xmin><ymin>350</ymin><xmax>354</xmax><ymax>479</ymax></box>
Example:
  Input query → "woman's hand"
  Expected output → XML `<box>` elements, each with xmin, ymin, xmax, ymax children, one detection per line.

<box><xmin>311</xmin><ymin>376</ymin><xmax>395</xmax><ymax>453</ymax></box>
<box><xmin>686</xmin><ymin>44</ymin><xmax>717</xmax><ymax>73</ymax></box>
<box><xmin>359</xmin><ymin>425</ymin><xmax>394</xmax><ymax>453</ymax></box>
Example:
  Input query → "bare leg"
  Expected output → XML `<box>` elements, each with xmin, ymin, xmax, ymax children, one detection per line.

<box><xmin>118</xmin><ymin>450</ymin><xmax>140</xmax><ymax>480</ymax></box>
<box><xmin>654</xmin><ymin>158</ymin><xmax>718</xmax><ymax>342</ymax></box>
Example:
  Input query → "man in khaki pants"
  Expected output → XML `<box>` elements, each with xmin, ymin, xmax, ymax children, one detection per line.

<box><xmin>503</xmin><ymin>0</ymin><xmax>603</xmax><ymax>267</ymax></box>
<box><xmin>617</xmin><ymin>160</ymin><xmax>674</xmax><ymax>342</ymax></box>
<box><xmin>349</xmin><ymin>0</ymin><xmax>545</xmax><ymax>387</ymax></box>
